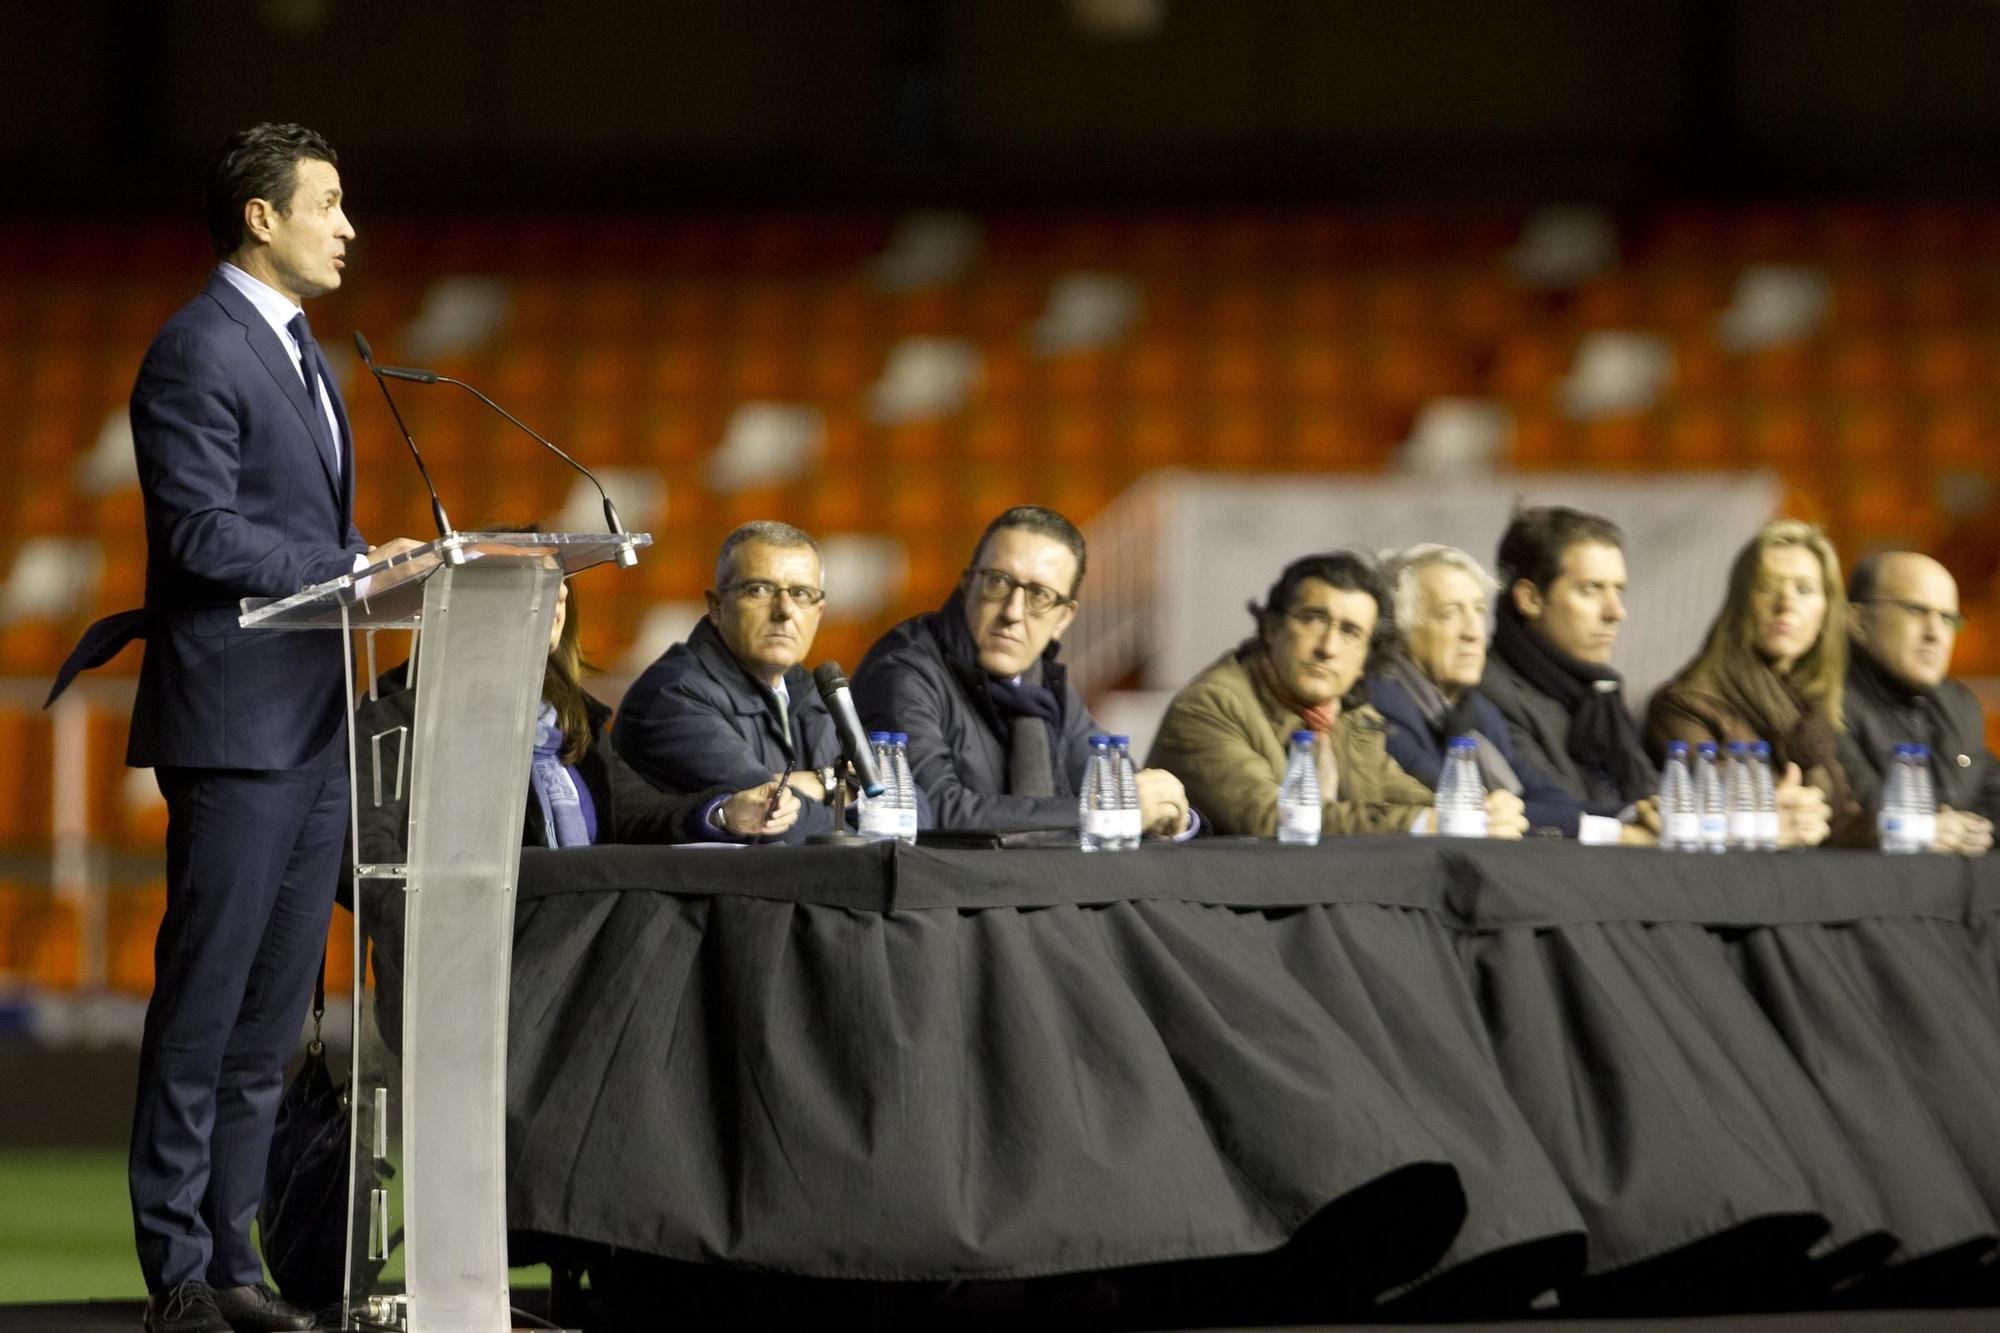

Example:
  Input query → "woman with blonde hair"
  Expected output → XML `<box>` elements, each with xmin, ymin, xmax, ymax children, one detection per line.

<box><xmin>1645</xmin><ymin>518</ymin><xmax>1849</xmax><ymax>846</ymax></box>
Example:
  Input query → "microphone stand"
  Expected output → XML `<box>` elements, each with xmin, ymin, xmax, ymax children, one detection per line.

<box><xmin>806</xmin><ymin>761</ymin><xmax>869</xmax><ymax>847</ymax></box>
<box><xmin>368</xmin><ymin>359</ymin><xmax>638</xmax><ymax>568</ymax></box>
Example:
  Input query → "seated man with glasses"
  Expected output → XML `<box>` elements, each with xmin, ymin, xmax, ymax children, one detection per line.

<box><xmin>1839</xmin><ymin>551</ymin><xmax>1997</xmax><ymax>853</ymax></box>
<box><xmin>614</xmin><ymin>520</ymin><xmax>865</xmax><ymax>843</ymax></box>
<box><xmin>853</xmin><ymin>505</ymin><xmax>1195</xmax><ymax>836</ymax></box>
<box><xmin>1150</xmin><ymin>551</ymin><xmax>1527</xmax><ymax>838</ymax></box>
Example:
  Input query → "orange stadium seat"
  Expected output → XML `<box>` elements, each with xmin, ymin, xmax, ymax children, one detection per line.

<box><xmin>1285</xmin><ymin>274</ymin><xmax>1357</xmax><ymax>335</ymax></box>
<box><xmin>1825</xmin><ymin>335</ymin><xmax>1900</xmax><ymax>395</ymax></box>
<box><xmin>108</xmin><ymin>882</ymin><xmax>168</xmax><ymax>995</ymax></box>
<box><xmin>28</xmin><ymin>896</ymin><xmax>81</xmax><ymax>992</ymax></box>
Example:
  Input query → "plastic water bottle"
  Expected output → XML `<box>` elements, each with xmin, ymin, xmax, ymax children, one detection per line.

<box><xmin>1111</xmin><ymin>735</ymin><xmax>1143</xmax><ymax>850</ymax></box>
<box><xmin>1909</xmin><ymin>743</ymin><xmax>1938</xmax><ymax>852</ymax></box>
<box><xmin>1879</xmin><ymin>743</ymin><xmax>1920</xmax><ymax>854</ymax></box>
<box><xmin>1078</xmin><ymin>736</ymin><xmax>1120</xmax><ymax>852</ymax></box>
<box><xmin>1659</xmin><ymin>741</ymin><xmax>1698</xmax><ymax>851</ymax></box>
<box><xmin>856</xmin><ymin>732</ymin><xmax>898</xmax><ymax>841</ymax></box>
<box><xmin>1435</xmin><ymin>736</ymin><xmax>1489</xmax><ymax>838</ymax></box>
<box><xmin>1725</xmin><ymin>741</ymin><xmax>1758</xmax><ymax>849</ymax></box>
<box><xmin>1276</xmin><ymin>730</ymin><xmax>1322</xmax><ymax>845</ymax></box>
<box><xmin>891</xmin><ymin>732</ymin><xmax>919</xmax><ymax>845</ymax></box>
<box><xmin>1693</xmin><ymin>742</ymin><xmax>1727</xmax><ymax>852</ymax></box>
<box><xmin>1750</xmin><ymin>740</ymin><xmax>1779</xmax><ymax>851</ymax></box>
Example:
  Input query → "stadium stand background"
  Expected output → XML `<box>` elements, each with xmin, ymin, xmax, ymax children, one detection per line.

<box><xmin>2</xmin><ymin>0</ymin><xmax>1998</xmax><ymax>1136</ymax></box>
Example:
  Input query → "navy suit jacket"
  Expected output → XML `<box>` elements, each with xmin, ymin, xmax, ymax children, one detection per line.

<box><xmin>115</xmin><ymin>273</ymin><xmax>367</xmax><ymax>770</ymax></box>
<box><xmin>613</xmin><ymin>617</ymin><xmax>848</xmax><ymax>843</ymax></box>
<box><xmin>1367</xmin><ymin>674</ymin><xmax>1589</xmax><ymax>838</ymax></box>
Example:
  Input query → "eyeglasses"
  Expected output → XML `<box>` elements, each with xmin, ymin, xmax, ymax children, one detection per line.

<box><xmin>720</xmin><ymin>580</ymin><xmax>825</xmax><ymax>607</ymax></box>
<box><xmin>1284</xmin><ymin>607</ymin><xmax>1371</xmax><ymax>646</ymax></box>
<box><xmin>967</xmin><ymin>567</ymin><xmax>1071</xmax><ymax>616</ymax></box>
<box><xmin>1860</xmin><ymin>598</ymin><xmax>1966</xmax><ymax>632</ymax></box>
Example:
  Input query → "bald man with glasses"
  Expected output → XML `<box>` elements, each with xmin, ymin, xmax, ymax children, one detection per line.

<box><xmin>613</xmin><ymin>520</ymin><xmax>863</xmax><ymax>843</ymax></box>
<box><xmin>853</xmin><ymin>505</ymin><xmax>1194</xmax><ymax>835</ymax></box>
<box><xmin>1839</xmin><ymin>551</ymin><xmax>1998</xmax><ymax>853</ymax></box>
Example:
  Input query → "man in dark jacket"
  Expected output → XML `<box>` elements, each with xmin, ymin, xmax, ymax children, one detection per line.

<box><xmin>1479</xmin><ymin>505</ymin><xmax>1659</xmax><ymax>818</ymax></box>
<box><xmin>1369</xmin><ymin>543</ymin><xmax>1641</xmax><ymax>843</ymax></box>
<box><xmin>614</xmin><ymin>521</ymin><xmax>855</xmax><ymax>843</ymax></box>
<box><xmin>852</xmin><ymin>505</ymin><xmax>1192</xmax><ymax>835</ymax></box>
<box><xmin>1840</xmin><ymin>551</ymin><xmax>1996</xmax><ymax>854</ymax></box>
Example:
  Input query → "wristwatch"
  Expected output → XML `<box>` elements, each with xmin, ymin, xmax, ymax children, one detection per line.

<box><xmin>816</xmin><ymin>765</ymin><xmax>839</xmax><ymax>798</ymax></box>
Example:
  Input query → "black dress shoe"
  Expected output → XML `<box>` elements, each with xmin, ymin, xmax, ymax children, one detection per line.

<box><xmin>212</xmin><ymin>1284</ymin><xmax>315</xmax><ymax>1332</ymax></box>
<box><xmin>144</xmin><ymin>1281</ymin><xmax>231</xmax><ymax>1333</ymax></box>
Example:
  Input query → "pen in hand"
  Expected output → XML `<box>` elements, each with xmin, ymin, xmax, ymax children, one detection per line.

<box><xmin>764</xmin><ymin>760</ymin><xmax>797</xmax><ymax>829</ymax></box>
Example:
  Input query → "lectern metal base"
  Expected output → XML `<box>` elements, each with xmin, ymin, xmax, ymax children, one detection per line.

<box><xmin>806</xmin><ymin>830</ymin><xmax>870</xmax><ymax>846</ymax></box>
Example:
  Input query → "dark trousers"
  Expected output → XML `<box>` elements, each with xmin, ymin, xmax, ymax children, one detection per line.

<box><xmin>130</xmin><ymin>743</ymin><xmax>348</xmax><ymax>1292</ymax></box>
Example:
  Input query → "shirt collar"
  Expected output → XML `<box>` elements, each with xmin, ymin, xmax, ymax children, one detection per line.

<box><xmin>217</xmin><ymin>262</ymin><xmax>304</xmax><ymax>342</ymax></box>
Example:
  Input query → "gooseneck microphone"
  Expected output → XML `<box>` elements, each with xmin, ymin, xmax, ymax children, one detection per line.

<box><xmin>353</xmin><ymin>331</ymin><xmax>453</xmax><ymax>541</ymax></box>
<box><xmin>813</xmin><ymin>662</ymin><xmax>886</xmax><ymax>797</ymax></box>
<box><xmin>361</xmin><ymin>352</ymin><xmax>634</xmax><ymax>563</ymax></box>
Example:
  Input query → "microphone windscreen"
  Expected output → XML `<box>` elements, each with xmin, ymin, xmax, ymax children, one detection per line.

<box><xmin>812</xmin><ymin>661</ymin><xmax>849</xmax><ymax>700</ymax></box>
<box><xmin>352</xmin><ymin>330</ymin><xmax>375</xmax><ymax>363</ymax></box>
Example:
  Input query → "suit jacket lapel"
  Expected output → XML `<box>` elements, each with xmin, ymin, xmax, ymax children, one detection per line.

<box><xmin>204</xmin><ymin>277</ymin><xmax>344</xmax><ymax>501</ymax></box>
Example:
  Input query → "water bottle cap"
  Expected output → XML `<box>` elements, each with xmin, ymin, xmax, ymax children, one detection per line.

<box><xmin>1910</xmin><ymin>743</ymin><xmax>1930</xmax><ymax>759</ymax></box>
<box><xmin>1109</xmin><ymin>734</ymin><xmax>1130</xmax><ymax>747</ymax></box>
<box><xmin>1727</xmin><ymin>740</ymin><xmax>1750</xmax><ymax>754</ymax></box>
<box><xmin>892</xmin><ymin>732</ymin><xmax>909</xmax><ymax>743</ymax></box>
<box><xmin>1696</xmin><ymin>741</ymin><xmax>1719</xmax><ymax>756</ymax></box>
<box><xmin>1751</xmin><ymin>740</ymin><xmax>1771</xmax><ymax>757</ymax></box>
<box><xmin>1449</xmin><ymin>736</ymin><xmax>1478</xmax><ymax>751</ymax></box>
<box><xmin>1666</xmin><ymin>740</ymin><xmax>1689</xmax><ymax>755</ymax></box>
<box><xmin>1090</xmin><ymin>735</ymin><xmax>1111</xmax><ymax>748</ymax></box>
<box><xmin>1291</xmin><ymin>729</ymin><xmax>1315</xmax><ymax>744</ymax></box>
<box><xmin>867</xmin><ymin>731</ymin><xmax>892</xmax><ymax>743</ymax></box>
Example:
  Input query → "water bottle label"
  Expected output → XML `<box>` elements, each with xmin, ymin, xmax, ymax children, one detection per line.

<box><xmin>1699</xmin><ymin>815</ymin><xmax>1728</xmax><ymax>844</ymax></box>
<box><xmin>1667</xmin><ymin>812</ymin><xmax>1701</xmax><ymax>845</ymax></box>
<box><xmin>1437</xmin><ymin>808</ymin><xmax>1487</xmax><ymax>838</ymax></box>
<box><xmin>857</xmin><ymin>801</ymin><xmax>898</xmax><ymax>841</ymax></box>
<box><xmin>1083</xmin><ymin>808</ymin><xmax>1121</xmax><ymax>840</ymax></box>
<box><xmin>1278</xmin><ymin>802</ymin><xmax>1321</xmax><ymax>842</ymax></box>
<box><xmin>1880</xmin><ymin>814</ymin><xmax>1912</xmax><ymax>853</ymax></box>
<box><xmin>1727</xmin><ymin>812</ymin><xmax>1758</xmax><ymax>843</ymax></box>
<box><xmin>1910</xmin><ymin>812</ymin><xmax>1936</xmax><ymax>850</ymax></box>
<box><xmin>1756</xmin><ymin>810</ymin><xmax>1780</xmax><ymax>844</ymax></box>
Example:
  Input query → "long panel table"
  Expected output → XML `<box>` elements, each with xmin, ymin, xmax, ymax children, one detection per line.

<box><xmin>500</xmin><ymin>838</ymin><xmax>2000</xmax><ymax>1320</ymax></box>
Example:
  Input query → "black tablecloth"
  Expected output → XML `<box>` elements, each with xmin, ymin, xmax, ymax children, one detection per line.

<box><xmin>503</xmin><ymin>839</ymin><xmax>2000</xmax><ymax>1314</ymax></box>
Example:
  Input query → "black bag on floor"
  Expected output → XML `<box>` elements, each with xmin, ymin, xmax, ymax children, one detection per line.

<box><xmin>260</xmin><ymin>955</ymin><xmax>387</xmax><ymax>1313</ymax></box>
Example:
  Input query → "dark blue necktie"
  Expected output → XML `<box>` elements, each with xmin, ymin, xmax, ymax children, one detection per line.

<box><xmin>286</xmin><ymin>311</ymin><xmax>338</xmax><ymax>467</ymax></box>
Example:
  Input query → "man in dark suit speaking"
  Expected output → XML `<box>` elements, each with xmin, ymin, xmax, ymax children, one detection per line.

<box><xmin>54</xmin><ymin>123</ymin><xmax>419</xmax><ymax>1333</ymax></box>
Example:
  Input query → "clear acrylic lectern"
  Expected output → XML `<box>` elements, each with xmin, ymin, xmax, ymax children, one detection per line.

<box><xmin>241</xmin><ymin>530</ymin><xmax>649</xmax><ymax>1333</ymax></box>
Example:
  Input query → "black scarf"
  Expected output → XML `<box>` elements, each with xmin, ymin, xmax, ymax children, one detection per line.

<box><xmin>937</xmin><ymin>590</ymin><xmax>1065</xmax><ymax>797</ymax></box>
<box><xmin>1490</xmin><ymin>601</ymin><xmax>1656</xmax><ymax>802</ymax></box>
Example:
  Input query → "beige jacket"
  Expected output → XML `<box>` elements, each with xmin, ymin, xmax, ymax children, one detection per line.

<box><xmin>1148</xmin><ymin>645</ymin><xmax>1432</xmax><ymax>837</ymax></box>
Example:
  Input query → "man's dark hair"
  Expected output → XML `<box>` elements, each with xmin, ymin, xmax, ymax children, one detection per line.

<box><xmin>205</xmin><ymin>123</ymin><xmax>338</xmax><ymax>259</ymax></box>
<box><xmin>969</xmin><ymin>505</ymin><xmax>1087</xmax><ymax>597</ymax></box>
<box><xmin>1252</xmin><ymin>551</ymin><xmax>1395</xmax><ymax>648</ymax></box>
<box><xmin>1495</xmin><ymin>504</ymin><xmax>1624</xmax><ymax>594</ymax></box>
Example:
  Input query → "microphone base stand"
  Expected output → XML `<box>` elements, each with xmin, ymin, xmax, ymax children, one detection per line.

<box><xmin>805</xmin><ymin>766</ymin><xmax>869</xmax><ymax>847</ymax></box>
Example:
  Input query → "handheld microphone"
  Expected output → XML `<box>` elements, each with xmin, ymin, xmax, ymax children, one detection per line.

<box><xmin>813</xmin><ymin>662</ymin><xmax>885</xmax><ymax>797</ymax></box>
<box><xmin>363</xmin><ymin>354</ymin><xmax>636</xmax><ymax>564</ymax></box>
<box><xmin>353</xmin><ymin>331</ymin><xmax>453</xmax><ymax>541</ymax></box>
